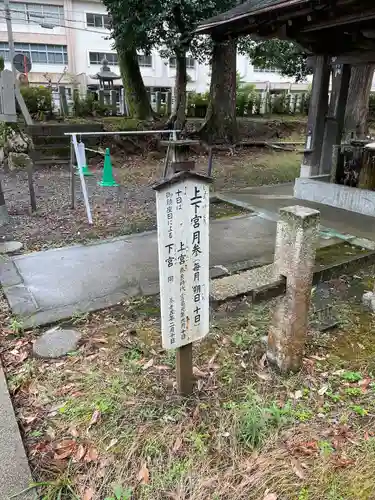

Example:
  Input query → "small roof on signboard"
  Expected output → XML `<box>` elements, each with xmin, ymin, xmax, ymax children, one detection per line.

<box><xmin>153</xmin><ymin>171</ymin><xmax>213</xmax><ymax>192</ymax></box>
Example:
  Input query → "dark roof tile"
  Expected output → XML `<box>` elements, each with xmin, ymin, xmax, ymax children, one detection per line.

<box><xmin>197</xmin><ymin>0</ymin><xmax>303</xmax><ymax>33</ymax></box>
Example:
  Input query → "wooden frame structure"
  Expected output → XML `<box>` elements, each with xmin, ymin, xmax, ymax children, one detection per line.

<box><xmin>197</xmin><ymin>0</ymin><xmax>375</xmax><ymax>214</ymax></box>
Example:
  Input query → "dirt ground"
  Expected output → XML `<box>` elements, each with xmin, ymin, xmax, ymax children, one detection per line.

<box><xmin>3</xmin><ymin>265</ymin><xmax>375</xmax><ymax>500</ymax></box>
<box><xmin>1</xmin><ymin>148</ymin><xmax>300</xmax><ymax>252</ymax></box>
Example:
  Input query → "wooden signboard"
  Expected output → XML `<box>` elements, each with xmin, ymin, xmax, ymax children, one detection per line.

<box><xmin>154</xmin><ymin>172</ymin><xmax>211</xmax><ymax>351</ymax></box>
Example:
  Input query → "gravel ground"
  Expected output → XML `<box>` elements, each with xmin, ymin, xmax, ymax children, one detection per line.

<box><xmin>0</xmin><ymin>148</ymin><xmax>300</xmax><ymax>253</ymax></box>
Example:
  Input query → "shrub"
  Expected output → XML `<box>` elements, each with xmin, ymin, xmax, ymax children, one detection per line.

<box><xmin>73</xmin><ymin>91</ymin><xmax>111</xmax><ymax>117</ymax></box>
<box><xmin>187</xmin><ymin>92</ymin><xmax>209</xmax><ymax>118</ymax></box>
<box><xmin>270</xmin><ymin>92</ymin><xmax>288</xmax><ymax>114</ymax></box>
<box><xmin>236</xmin><ymin>83</ymin><xmax>257</xmax><ymax>116</ymax></box>
<box><xmin>20</xmin><ymin>86</ymin><xmax>53</xmax><ymax>120</ymax></box>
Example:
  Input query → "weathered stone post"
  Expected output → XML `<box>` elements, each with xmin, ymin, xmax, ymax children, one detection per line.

<box><xmin>267</xmin><ymin>206</ymin><xmax>320</xmax><ymax>373</ymax></box>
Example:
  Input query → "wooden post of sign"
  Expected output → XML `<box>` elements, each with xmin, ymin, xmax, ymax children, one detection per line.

<box><xmin>176</xmin><ymin>343</ymin><xmax>193</xmax><ymax>396</ymax></box>
<box><xmin>172</xmin><ymin>153</ymin><xmax>196</xmax><ymax>396</ymax></box>
<box><xmin>153</xmin><ymin>147</ymin><xmax>212</xmax><ymax>397</ymax></box>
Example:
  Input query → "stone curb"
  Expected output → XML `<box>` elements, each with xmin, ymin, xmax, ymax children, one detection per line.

<box><xmin>0</xmin><ymin>361</ymin><xmax>36</xmax><ymax>499</ymax></box>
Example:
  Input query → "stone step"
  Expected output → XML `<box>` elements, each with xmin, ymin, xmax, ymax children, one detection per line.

<box><xmin>34</xmin><ymin>158</ymin><xmax>69</xmax><ymax>166</ymax></box>
<box><xmin>210</xmin><ymin>264</ymin><xmax>285</xmax><ymax>302</ymax></box>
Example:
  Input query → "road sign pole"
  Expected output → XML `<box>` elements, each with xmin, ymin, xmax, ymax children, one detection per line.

<box><xmin>4</xmin><ymin>0</ymin><xmax>16</xmax><ymax>79</ymax></box>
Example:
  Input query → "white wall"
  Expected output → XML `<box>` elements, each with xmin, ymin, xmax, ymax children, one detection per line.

<box><xmin>0</xmin><ymin>0</ymin><xmax>311</xmax><ymax>90</ymax></box>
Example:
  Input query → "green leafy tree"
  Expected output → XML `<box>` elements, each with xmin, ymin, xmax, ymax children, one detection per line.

<box><xmin>102</xmin><ymin>0</ymin><xmax>158</xmax><ymax>119</ymax></box>
<box><xmin>199</xmin><ymin>37</ymin><xmax>238</xmax><ymax>144</ymax></box>
<box><xmin>240</xmin><ymin>39</ymin><xmax>311</xmax><ymax>82</ymax></box>
<box><xmin>240</xmin><ymin>38</ymin><xmax>374</xmax><ymax>139</ymax></box>
<box><xmin>104</xmin><ymin>0</ymin><xmax>237</xmax><ymax>129</ymax></box>
<box><xmin>0</xmin><ymin>56</ymin><xmax>4</xmax><ymax>72</ymax></box>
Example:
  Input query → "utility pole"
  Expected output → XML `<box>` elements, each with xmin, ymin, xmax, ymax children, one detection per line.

<box><xmin>4</xmin><ymin>0</ymin><xmax>17</xmax><ymax>78</ymax></box>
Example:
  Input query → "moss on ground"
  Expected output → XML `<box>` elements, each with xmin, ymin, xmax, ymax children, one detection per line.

<box><xmin>315</xmin><ymin>242</ymin><xmax>368</xmax><ymax>267</ymax></box>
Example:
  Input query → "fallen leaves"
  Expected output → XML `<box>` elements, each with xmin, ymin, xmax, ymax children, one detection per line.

<box><xmin>84</xmin><ymin>446</ymin><xmax>99</xmax><ymax>462</ymax></box>
<box><xmin>263</xmin><ymin>492</ymin><xmax>278</xmax><ymax>500</ymax></box>
<box><xmin>292</xmin><ymin>390</ymin><xmax>303</xmax><ymax>400</ymax></box>
<box><xmin>69</xmin><ymin>425</ymin><xmax>79</xmax><ymax>438</ymax></box>
<box><xmin>87</xmin><ymin>409</ymin><xmax>101</xmax><ymax>431</ymax></box>
<box><xmin>143</xmin><ymin>358</ymin><xmax>154</xmax><ymax>370</ymax></box>
<box><xmin>106</xmin><ymin>438</ymin><xmax>118</xmax><ymax>451</ymax></box>
<box><xmin>318</xmin><ymin>384</ymin><xmax>329</xmax><ymax>396</ymax></box>
<box><xmin>154</xmin><ymin>364</ymin><xmax>171</xmax><ymax>371</ymax></box>
<box><xmin>54</xmin><ymin>439</ymin><xmax>77</xmax><ymax>460</ymax></box>
<box><xmin>51</xmin><ymin>439</ymin><xmax>99</xmax><ymax>463</ymax></box>
<box><xmin>83</xmin><ymin>488</ymin><xmax>94</xmax><ymax>500</ymax></box>
<box><xmin>255</xmin><ymin>371</ymin><xmax>272</xmax><ymax>382</ymax></box>
<box><xmin>258</xmin><ymin>353</ymin><xmax>267</xmax><ymax>370</ymax></box>
<box><xmin>290</xmin><ymin>458</ymin><xmax>306</xmax><ymax>479</ymax></box>
<box><xmin>138</xmin><ymin>463</ymin><xmax>150</xmax><ymax>484</ymax></box>
<box><xmin>193</xmin><ymin>366</ymin><xmax>209</xmax><ymax>378</ymax></box>
<box><xmin>332</xmin><ymin>454</ymin><xmax>355</xmax><ymax>469</ymax></box>
<box><xmin>8</xmin><ymin>347</ymin><xmax>29</xmax><ymax>365</ymax></box>
<box><xmin>359</xmin><ymin>377</ymin><xmax>372</xmax><ymax>393</ymax></box>
<box><xmin>74</xmin><ymin>444</ymin><xmax>86</xmax><ymax>462</ymax></box>
<box><xmin>291</xmin><ymin>440</ymin><xmax>318</xmax><ymax>457</ymax></box>
<box><xmin>172</xmin><ymin>437</ymin><xmax>182</xmax><ymax>453</ymax></box>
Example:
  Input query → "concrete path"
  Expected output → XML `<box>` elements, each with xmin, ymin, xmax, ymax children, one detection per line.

<box><xmin>0</xmin><ymin>363</ymin><xmax>36</xmax><ymax>499</ymax></box>
<box><xmin>1</xmin><ymin>192</ymin><xmax>363</xmax><ymax>328</ymax></box>
<box><xmin>218</xmin><ymin>182</ymin><xmax>375</xmax><ymax>241</ymax></box>
<box><xmin>1</xmin><ymin>215</ymin><xmax>279</xmax><ymax>327</ymax></box>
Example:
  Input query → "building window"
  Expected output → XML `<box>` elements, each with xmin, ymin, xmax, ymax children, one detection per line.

<box><xmin>253</xmin><ymin>66</ymin><xmax>279</xmax><ymax>73</ymax></box>
<box><xmin>138</xmin><ymin>54</ymin><xmax>152</xmax><ymax>67</ymax></box>
<box><xmin>86</xmin><ymin>13</ymin><xmax>110</xmax><ymax>29</ymax></box>
<box><xmin>169</xmin><ymin>56</ymin><xmax>195</xmax><ymax>69</ymax></box>
<box><xmin>0</xmin><ymin>42</ymin><xmax>68</xmax><ymax>64</ymax></box>
<box><xmin>7</xmin><ymin>2</ymin><xmax>64</xmax><ymax>26</ymax></box>
<box><xmin>89</xmin><ymin>52</ymin><xmax>118</xmax><ymax>65</ymax></box>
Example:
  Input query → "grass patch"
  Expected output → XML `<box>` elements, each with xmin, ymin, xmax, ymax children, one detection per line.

<box><xmin>6</xmin><ymin>268</ymin><xmax>375</xmax><ymax>499</ymax></box>
<box><xmin>212</xmin><ymin>150</ymin><xmax>301</xmax><ymax>191</ymax></box>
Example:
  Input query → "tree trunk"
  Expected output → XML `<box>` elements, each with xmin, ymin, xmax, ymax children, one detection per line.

<box><xmin>168</xmin><ymin>50</ymin><xmax>187</xmax><ymax>130</ymax></box>
<box><xmin>117</xmin><ymin>45</ymin><xmax>154</xmax><ymax>120</ymax></box>
<box><xmin>343</xmin><ymin>64</ymin><xmax>374</xmax><ymax>141</ymax></box>
<box><xmin>199</xmin><ymin>38</ymin><xmax>237</xmax><ymax>144</ymax></box>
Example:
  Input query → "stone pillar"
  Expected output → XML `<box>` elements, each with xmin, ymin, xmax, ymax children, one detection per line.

<box><xmin>155</xmin><ymin>91</ymin><xmax>162</xmax><ymax>114</ymax></box>
<box><xmin>320</xmin><ymin>64</ymin><xmax>351</xmax><ymax>175</ymax></box>
<box><xmin>300</xmin><ymin>55</ymin><xmax>330</xmax><ymax>177</ymax></box>
<box><xmin>267</xmin><ymin>206</ymin><xmax>320</xmax><ymax>373</ymax></box>
<box><xmin>110</xmin><ymin>90</ymin><xmax>117</xmax><ymax>116</ymax></box>
<box><xmin>166</xmin><ymin>92</ymin><xmax>172</xmax><ymax>115</ymax></box>
<box><xmin>59</xmin><ymin>85</ymin><xmax>69</xmax><ymax>116</ymax></box>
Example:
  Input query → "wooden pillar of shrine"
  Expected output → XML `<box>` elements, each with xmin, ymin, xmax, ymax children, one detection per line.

<box><xmin>300</xmin><ymin>55</ymin><xmax>330</xmax><ymax>177</ymax></box>
<box><xmin>320</xmin><ymin>64</ymin><xmax>351</xmax><ymax>175</ymax></box>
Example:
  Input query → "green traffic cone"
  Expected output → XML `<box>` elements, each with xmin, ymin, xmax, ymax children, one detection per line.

<box><xmin>98</xmin><ymin>148</ymin><xmax>119</xmax><ymax>187</ymax></box>
<box><xmin>75</xmin><ymin>163</ymin><xmax>93</xmax><ymax>176</ymax></box>
<box><xmin>75</xmin><ymin>141</ymin><xmax>93</xmax><ymax>176</ymax></box>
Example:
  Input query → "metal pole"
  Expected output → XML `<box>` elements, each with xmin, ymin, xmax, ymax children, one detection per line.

<box><xmin>71</xmin><ymin>134</ymin><xmax>93</xmax><ymax>224</ymax></box>
<box><xmin>4</xmin><ymin>0</ymin><xmax>16</xmax><ymax>79</ymax></box>
<box><xmin>70</xmin><ymin>139</ymin><xmax>75</xmax><ymax>209</ymax></box>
